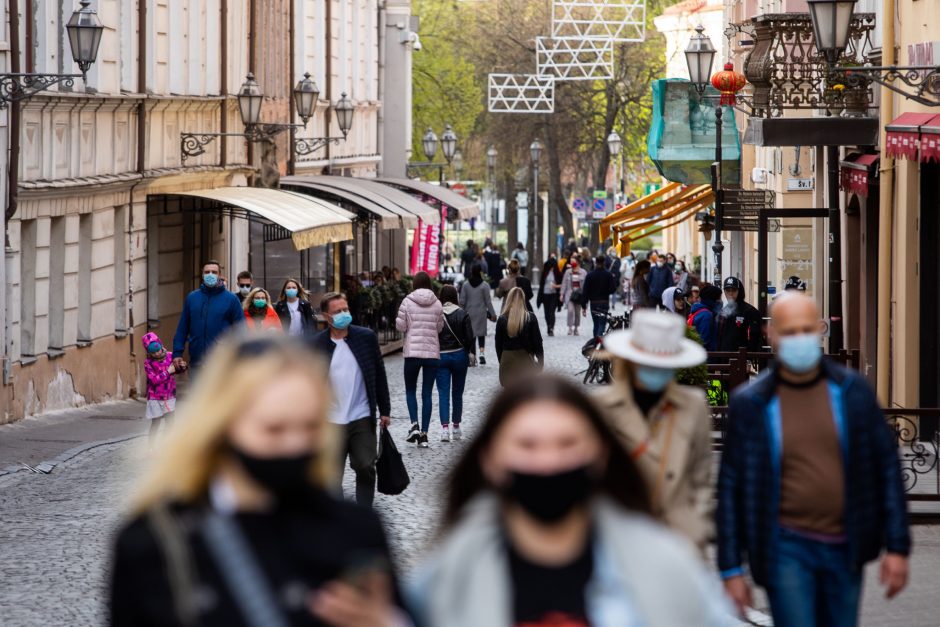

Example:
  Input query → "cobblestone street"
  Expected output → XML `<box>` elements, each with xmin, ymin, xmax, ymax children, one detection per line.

<box><xmin>1</xmin><ymin>304</ymin><xmax>938</xmax><ymax>625</ymax></box>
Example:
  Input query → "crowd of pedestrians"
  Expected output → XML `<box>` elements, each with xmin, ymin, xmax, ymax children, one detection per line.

<box><xmin>121</xmin><ymin>253</ymin><xmax>910</xmax><ymax>627</ymax></box>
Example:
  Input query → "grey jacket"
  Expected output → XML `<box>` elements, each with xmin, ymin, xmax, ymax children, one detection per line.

<box><xmin>459</xmin><ymin>280</ymin><xmax>496</xmax><ymax>337</ymax></box>
<box><xmin>409</xmin><ymin>495</ymin><xmax>730</xmax><ymax>627</ymax></box>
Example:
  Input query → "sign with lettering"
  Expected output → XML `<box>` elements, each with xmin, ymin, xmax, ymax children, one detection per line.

<box><xmin>786</xmin><ymin>178</ymin><xmax>814</xmax><ymax>191</ymax></box>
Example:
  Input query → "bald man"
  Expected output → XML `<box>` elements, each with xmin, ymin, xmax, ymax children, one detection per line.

<box><xmin>716</xmin><ymin>293</ymin><xmax>910</xmax><ymax>627</ymax></box>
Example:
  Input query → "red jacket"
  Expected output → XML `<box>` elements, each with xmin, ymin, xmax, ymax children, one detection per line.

<box><xmin>244</xmin><ymin>306</ymin><xmax>283</xmax><ymax>331</ymax></box>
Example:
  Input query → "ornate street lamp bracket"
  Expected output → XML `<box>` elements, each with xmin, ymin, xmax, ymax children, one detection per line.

<box><xmin>293</xmin><ymin>135</ymin><xmax>344</xmax><ymax>157</ymax></box>
<box><xmin>180</xmin><ymin>123</ymin><xmax>303</xmax><ymax>163</ymax></box>
<box><xmin>827</xmin><ymin>65</ymin><xmax>940</xmax><ymax>107</ymax></box>
<box><xmin>0</xmin><ymin>73</ymin><xmax>85</xmax><ymax>108</ymax></box>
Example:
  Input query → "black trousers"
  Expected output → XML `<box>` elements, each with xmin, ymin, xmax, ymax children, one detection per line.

<box><xmin>339</xmin><ymin>417</ymin><xmax>377</xmax><ymax>506</ymax></box>
<box><xmin>542</xmin><ymin>293</ymin><xmax>558</xmax><ymax>331</ymax></box>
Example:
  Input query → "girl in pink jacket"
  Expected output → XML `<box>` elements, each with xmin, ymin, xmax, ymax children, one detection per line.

<box><xmin>142</xmin><ymin>332</ymin><xmax>184</xmax><ymax>445</ymax></box>
<box><xmin>396</xmin><ymin>272</ymin><xmax>443</xmax><ymax>448</ymax></box>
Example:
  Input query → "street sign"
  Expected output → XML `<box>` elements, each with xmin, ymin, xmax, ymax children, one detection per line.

<box><xmin>643</xmin><ymin>182</ymin><xmax>661</xmax><ymax>195</ymax></box>
<box><xmin>572</xmin><ymin>197</ymin><xmax>587</xmax><ymax>219</ymax></box>
<box><xmin>786</xmin><ymin>178</ymin><xmax>814</xmax><ymax>191</ymax></box>
<box><xmin>591</xmin><ymin>197</ymin><xmax>608</xmax><ymax>219</ymax></box>
<box><xmin>723</xmin><ymin>217</ymin><xmax>781</xmax><ymax>232</ymax></box>
<box><xmin>723</xmin><ymin>189</ymin><xmax>776</xmax><ymax>204</ymax></box>
<box><xmin>451</xmin><ymin>183</ymin><xmax>468</xmax><ymax>197</ymax></box>
<box><xmin>593</xmin><ymin>190</ymin><xmax>607</xmax><ymax>199</ymax></box>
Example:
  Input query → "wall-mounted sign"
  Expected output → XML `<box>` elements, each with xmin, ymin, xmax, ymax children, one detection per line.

<box><xmin>593</xmin><ymin>190</ymin><xmax>607</xmax><ymax>199</ymax></box>
<box><xmin>786</xmin><ymin>178</ymin><xmax>814</xmax><ymax>191</ymax></box>
<box><xmin>571</xmin><ymin>197</ymin><xmax>587</xmax><ymax>219</ymax></box>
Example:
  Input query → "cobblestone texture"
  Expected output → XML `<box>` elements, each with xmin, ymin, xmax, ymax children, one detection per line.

<box><xmin>0</xmin><ymin>301</ymin><xmax>938</xmax><ymax>625</ymax></box>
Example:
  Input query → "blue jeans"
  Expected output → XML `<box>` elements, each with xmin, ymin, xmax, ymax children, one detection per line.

<box><xmin>766</xmin><ymin>528</ymin><xmax>862</xmax><ymax>627</ymax></box>
<box><xmin>590</xmin><ymin>302</ymin><xmax>609</xmax><ymax>339</ymax></box>
<box><xmin>404</xmin><ymin>357</ymin><xmax>439</xmax><ymax>432</ymax></box>
<box><xmin>436</xmin><ymin>351</ymin><xmax>469</xmax><ymax>425</ymax></box>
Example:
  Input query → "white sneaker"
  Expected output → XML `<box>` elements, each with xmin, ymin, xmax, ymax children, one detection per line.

<box><xmin>452</xmin><ymin>425</ymin><xmax>462</xmax><ymax>440</ymax></box>
<box><xmin>574</xmin><ymin>327</ymin><xmax>580</xmax><ymax>335</ymax></box>
<box><xmin>440</xmin><ymin>424</ymin><xmax>451</xmax><ymax>442</ymax></box>
<box><xmin>567</xmin><ymin>327</ymin><xmax>573</xmax><ymax>336</ymax></box>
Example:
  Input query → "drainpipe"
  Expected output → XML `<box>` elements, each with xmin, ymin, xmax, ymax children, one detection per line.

<box><xmin>377</xmin><ymin>0</ymin><xmax>385</xmax><ymax>175</ymax></box>
<box><xmin>220</xmin><ymin>0</ymin><xmax>228</xmax><ymax>167</ymax></box>
<box><xmin>4</xmin><ymin>0</ymin><xmax>23</xmax><ymax>386</ymax></box>
<box><xmin>325</xmin><ymin>0</ymin><xmax>333</xmax><ymax>164</ymax></box>
<box><xmin>876</xmin><ymin>0</ymin><xmax>895</xmax><ymax>404</ymax></box>
<box><xmin>287</xmin><ymin>0</ymin><xmax>296</xmax><ymax>175</ymax></box>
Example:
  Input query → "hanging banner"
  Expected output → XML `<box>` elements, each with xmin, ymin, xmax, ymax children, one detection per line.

<box><xmin>409</xmin><ymin>204</ymin><xmax>446</xmax><ymax>277</ymax></box>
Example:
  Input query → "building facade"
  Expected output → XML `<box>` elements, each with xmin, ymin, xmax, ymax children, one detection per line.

<box><xmin>0</xmin><ymin>0</ymin><xmax>414</xmax><ymax>423</ymax></box>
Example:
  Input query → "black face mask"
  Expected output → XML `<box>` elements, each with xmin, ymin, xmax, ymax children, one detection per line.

<box><xmin>231</xmin><ymin>446</ymin><xmax>314</xmax><ymax>499</ymax></box>
<box><xmin>503</xmin><ymin>465</ymin><xmax>596</xmax><ymax>524</ymax></box>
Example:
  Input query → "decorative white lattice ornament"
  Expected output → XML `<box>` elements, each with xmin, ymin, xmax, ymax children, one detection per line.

<box><xmin>488</xmin><ymin>74</ymin><xmax>556</xmax><ymax>113</ymax></box>
<box><xmin>551</xmin><ymin>0</ymin><xmax>646</xmax><ymax>42</ymax></box>
<box><xmin>536</xmin><ymin>36</ymin><xmax>615</xmax><ymax>81</ymax></box>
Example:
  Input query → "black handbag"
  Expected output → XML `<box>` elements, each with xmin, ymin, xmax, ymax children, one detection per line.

<box><xmin>377</xmin><ymin>426</ymin><xmax>410</xmax><ymax>495</ymax></box>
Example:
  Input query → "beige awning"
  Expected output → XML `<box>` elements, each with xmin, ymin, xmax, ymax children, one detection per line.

<box><xmin>280</xmin><ymin>179</ymin><xmax>402</xmax><ymax>229</ymax></box>
<box><xmin>285</xmin><ymin>175</ymin><xmax>439</xmax><ymax>226</ymax></box>
<box><xmin>377</xmin><ymin>177</ymin><xmax>481</xmax><ymax>220</ymax></box>
<box><xmin>174</xmin><ymin>187</ymin><xmax>354</xmax><ymax>250</ymax></box>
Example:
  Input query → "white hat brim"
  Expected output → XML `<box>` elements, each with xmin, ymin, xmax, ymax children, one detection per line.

<box><xmin>602</xmin><ymin>329</ymin><xmax>707</xmax><ymax>369</ymax></box>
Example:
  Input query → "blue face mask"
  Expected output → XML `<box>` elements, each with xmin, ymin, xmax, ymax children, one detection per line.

<box><xmin>331</xmin><ymin>311</ymin><xmax>353</xmax><ymax>330</ymax></box>
<box><xmin>285</xmin><ymin>288</ymin><xmax>299</xmax><ymax>299</ymax></box>
<box><xmin>203</xmin><ymin>273</ymin><xmax>219</xmax><ymax>287</ymax></box>
<box><xmin>634</xmin><ymin>366</ymin><xmax>675</xmax><ymax>392</ymax></box>
<box><xmin>777</xmin><ymin>334</ymin><xmax>822</xmax><ymax>374</ymax></box>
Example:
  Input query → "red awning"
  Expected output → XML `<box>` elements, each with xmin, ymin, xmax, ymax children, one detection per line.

<box><xmin>885</xmin><ymin>112</ymin><xmax>938</xmax><ymax>161</ymax></box>
<box><xmin>921</xmin><ymin>114</ymin><xmax>940</xmax><ymax>163</ymax></box>
<box><xmin>840</xmin><ymin>154</ymin><xmax>879</xmax><ymax>197</ymax></box>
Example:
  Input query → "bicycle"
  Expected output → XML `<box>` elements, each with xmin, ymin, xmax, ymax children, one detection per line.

<box><xmin>580</xmin><ymin>310</ymin><xmax>630</xmax><ymax>385</ymax></box>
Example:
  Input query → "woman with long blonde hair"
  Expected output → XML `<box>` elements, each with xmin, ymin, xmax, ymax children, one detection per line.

<box><xmin>494</xmin><ymin>287</ymin><xmax>544</xmax><ymax>386</ymax></box>
<box><xmin>242</xmin><ymin>287</ymin><xmax>283</xmax><ymax>332</ymax></box>
<box><xmin>109</xmin><ymin>334</ymin><xmax>404</xmax><ymax>626</ymax></box>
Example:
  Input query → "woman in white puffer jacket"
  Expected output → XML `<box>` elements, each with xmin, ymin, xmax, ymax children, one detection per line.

<box><xmin>396</xmin><ymin>271</ymin><xmax>444</xmax><ymax>448</ymax></box>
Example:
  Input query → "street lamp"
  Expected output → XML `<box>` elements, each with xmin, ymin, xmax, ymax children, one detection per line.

<box><xmin>807</xmin><ymin>0</ymin><xmax>857</xmax><ymax>65</ymax></box>
<box><xmin>530</xmin><ymin>139</ymin><xmax>543</xmax><ymax>274</ymax></box>
<box><xmin>685</xmin><ymin>24</ymin><xmax>716</xmax><ymax>97</ymax></box>
<box><xmin>0</xmin><ymin>0</ymin><xmax>104</xmax><ymax>108</ymax></box>
<box><xmin>422</xmin><ymin>128</ymin><xmax>439</xmax><ymax>160</ymax></box>
<box><xmin>684</xmin><ymin>26</ymin><xmax>725</xmax><ymax>283</ymax></box>
<box><xmin>441</xmin><ymin>125</ymin><xmax>458</xmax><ymax>163</ymax></box>
<box><xmin>608</xmin><ymin>130</ymin><xmax>624</xmax><ymax>200</ymax></box>
<box><xmin>486</xmin><ymin>145</ymin><xmax>497</xmax><ymax>239</ymax></box>
<box><xmin>486</xmin><ymin>144</ymin><xmax>498</xmax><ymax>169</ymax></box>
<box><xmin>292</xmin><ymin>92</ymin><xmax>356</xmax><ymax>157</ymax></box>
<box><xmin>181</xmin><ymin>73</ymin><xmax>343</xmax><ymax>163</ymax></box>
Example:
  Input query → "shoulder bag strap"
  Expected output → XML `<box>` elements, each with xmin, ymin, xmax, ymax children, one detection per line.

<box><xmin>442</xmin><ymin>312</ymin><xmax>465</xmax><ymax>350</ymax></box>
<box><xmin>200</xmin><ymin>511</ymin><xmax>291</xmax><ymax>627</ymax></box>
<box><xmin>146</xmin><ymin>505</ymin><xmax>199</xmax><ymax>627</ymax></box>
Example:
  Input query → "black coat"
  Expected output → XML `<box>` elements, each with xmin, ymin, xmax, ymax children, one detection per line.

<box><xmin>439</xmin><ymin>306</ymin><xmax>476</xmax><ymax>355</ymax></box>
<box><xmin>110</xmin><ymin>490</ymin><xmax>402</xmax><ymax>627</ymax></box>
<box><xmin>495</xmin><ymin>313</ymin><xmax>544</xmax><ymax>364</ymax></box>
<box><xmin>582</xmin><ymin>268</ymin><xmax>617</xmax><ymax>304</ymax></box>
<box><xmin>717</xmin><ymin>300</ymin><xmax>763</xmax><ymax>352</ymax></box>
<box><xmin>274</xmin><ymin>299</ymin><xmax>317</xmax><ymax>335</ymax></box>
<box><xmin>309</xmin><ymin>326</ymin><xmax>391</xmax><ymax>418</ymax></box>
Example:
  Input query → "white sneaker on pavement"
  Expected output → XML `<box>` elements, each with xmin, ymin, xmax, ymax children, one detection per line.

<box><xmin>440</xmin><ymin>424</ymin><xmax>451</xmax><ymax>442</ymax></box>
<box><xmin>452</xmin><ymin>425</ymin><xmax>462</xmax><ymax>440</ymax></box>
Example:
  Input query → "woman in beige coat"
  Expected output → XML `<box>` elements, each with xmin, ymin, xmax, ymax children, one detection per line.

<box><xmin>596</xmin><ymin>309</ymin><xmax>713</xmax><ymax>554</ymax></box>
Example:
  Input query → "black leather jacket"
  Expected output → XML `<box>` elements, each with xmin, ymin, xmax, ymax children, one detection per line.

<box><xmin>439</xmin><ymin>306</ymin><xmax>475</xmax><ymax>355</ymax></box>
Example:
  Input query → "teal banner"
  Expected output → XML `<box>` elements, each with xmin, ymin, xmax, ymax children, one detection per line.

<box><xmin>647</xmin><ymin>78</ymin><xmax>741</xmax><ymax>186</ymax></box>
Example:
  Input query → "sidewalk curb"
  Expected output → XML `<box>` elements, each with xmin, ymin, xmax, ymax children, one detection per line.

<box><xmin>0</xmin><ymin>431</ymin><xmax>145</xmax><ymax>480</ymax></box>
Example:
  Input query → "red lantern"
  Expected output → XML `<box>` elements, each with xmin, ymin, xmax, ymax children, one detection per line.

<box><xmin>710</xmin><ymin>62</ymin><xmax>747</xmax><ymax>106</ymax></box>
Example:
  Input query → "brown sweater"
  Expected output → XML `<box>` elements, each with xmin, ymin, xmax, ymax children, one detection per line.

<box><xmin>777</xmin><ymin>377</ymin><xmax>845</xmax><ymax>535</ymax></box>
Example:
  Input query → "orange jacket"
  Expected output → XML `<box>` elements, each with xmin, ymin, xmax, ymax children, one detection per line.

<box><xmin>244</xmin><ymin>306</ymin><xmax>283</xmax><ymax>331</ymax></box>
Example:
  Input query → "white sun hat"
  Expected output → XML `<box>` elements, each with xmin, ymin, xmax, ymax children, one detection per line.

<box><xmin>603</xmin><ymin>309</ymin><xmax>707</xmax><ymax>369</ymax></box>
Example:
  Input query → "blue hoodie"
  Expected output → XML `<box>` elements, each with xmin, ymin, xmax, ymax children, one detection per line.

<box><xmin>687</xmin><ymin>301</ymin><xmax>717</xmax><ymax>351</ymax></box>
<box><xmin>173</xmin><ymin>284</ymin><xmax>245</xmax><ymax>366</ymax></box>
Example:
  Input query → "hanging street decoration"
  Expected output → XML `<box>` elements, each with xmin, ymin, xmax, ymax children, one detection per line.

<box><xmin>536</xmin><ymin>36</ymin><xmax>615</xmax><ymax>81</ymax></box>
<box><xmin>710</xmin><ymin>62</ymin><xmax>748</xmax><ymax>106</ymax></box>
<box><xmin>488</xmin><ymin>74</ymin><xmax>556</xmax><ymax>113</ymax></box>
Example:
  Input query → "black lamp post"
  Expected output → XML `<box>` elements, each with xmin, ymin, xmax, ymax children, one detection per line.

<box><xmin>607</xmin><ymin>130</ymin><xmax>623</xmax><ymax>199</ymax></box>
<box><xmin>0</xmin><ymin>0</ymin><xmax>104</xmax><ymax>107</ymax></box>
<box><xmin>530</xmin><ymin>138</ymin><xmax>543</xmax><ymax>271</ymax></box>
<box><xmin>487</xmin><ymin>145</ymin><xmax>497</xmax><ymax>239</ymax></box>
<box><xmin>684</xmin><ymin>25</ymin><xmax>724</xmax><ymax>284</ymax></box>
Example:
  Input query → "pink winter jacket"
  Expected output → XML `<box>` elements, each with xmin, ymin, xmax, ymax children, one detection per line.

<box><xmin>396</xmin><ymin>288</ymin><xmax>444</xmax><ymax>359</ymax></box>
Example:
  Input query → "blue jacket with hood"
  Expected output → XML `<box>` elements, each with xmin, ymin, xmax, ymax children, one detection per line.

<box><xmin>172</xmin><ymin>284</ymin><xmax>245</xmax><ymax>366</ymax></box>
<box><xmin>687</xmin><ymin>301</ymin><xmax>717</xmax><ymax>350</ymax></box>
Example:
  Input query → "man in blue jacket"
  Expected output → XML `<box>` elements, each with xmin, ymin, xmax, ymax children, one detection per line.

<box><xmin>717</xmin><ymin>293</ymin><xmax>909</xmax><ymax>626</ymax></box>
<box><xmin>687</xmin><ymin>283</ymin><xmax>721</xmax><ymax>351</ymax></box>
<box><xmin>172</xmin><ymin>260</ymin><xmax>245</xmax><ymax>371</ymax></box>
<box><xmin>647</xmin><ymin>254</ymin><xmax>674</xmax><ymax>303</ymax></box>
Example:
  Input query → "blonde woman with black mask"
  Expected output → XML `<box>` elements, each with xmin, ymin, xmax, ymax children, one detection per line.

<box><xmin>109</xmin><ymin>335</ymin><xmax>407</xmax><ymax>627</ymax></box>
<box><xmin>495</xmin><ymin>287</ymin><xmax>544</xmax><ymax>387</ymax></box>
